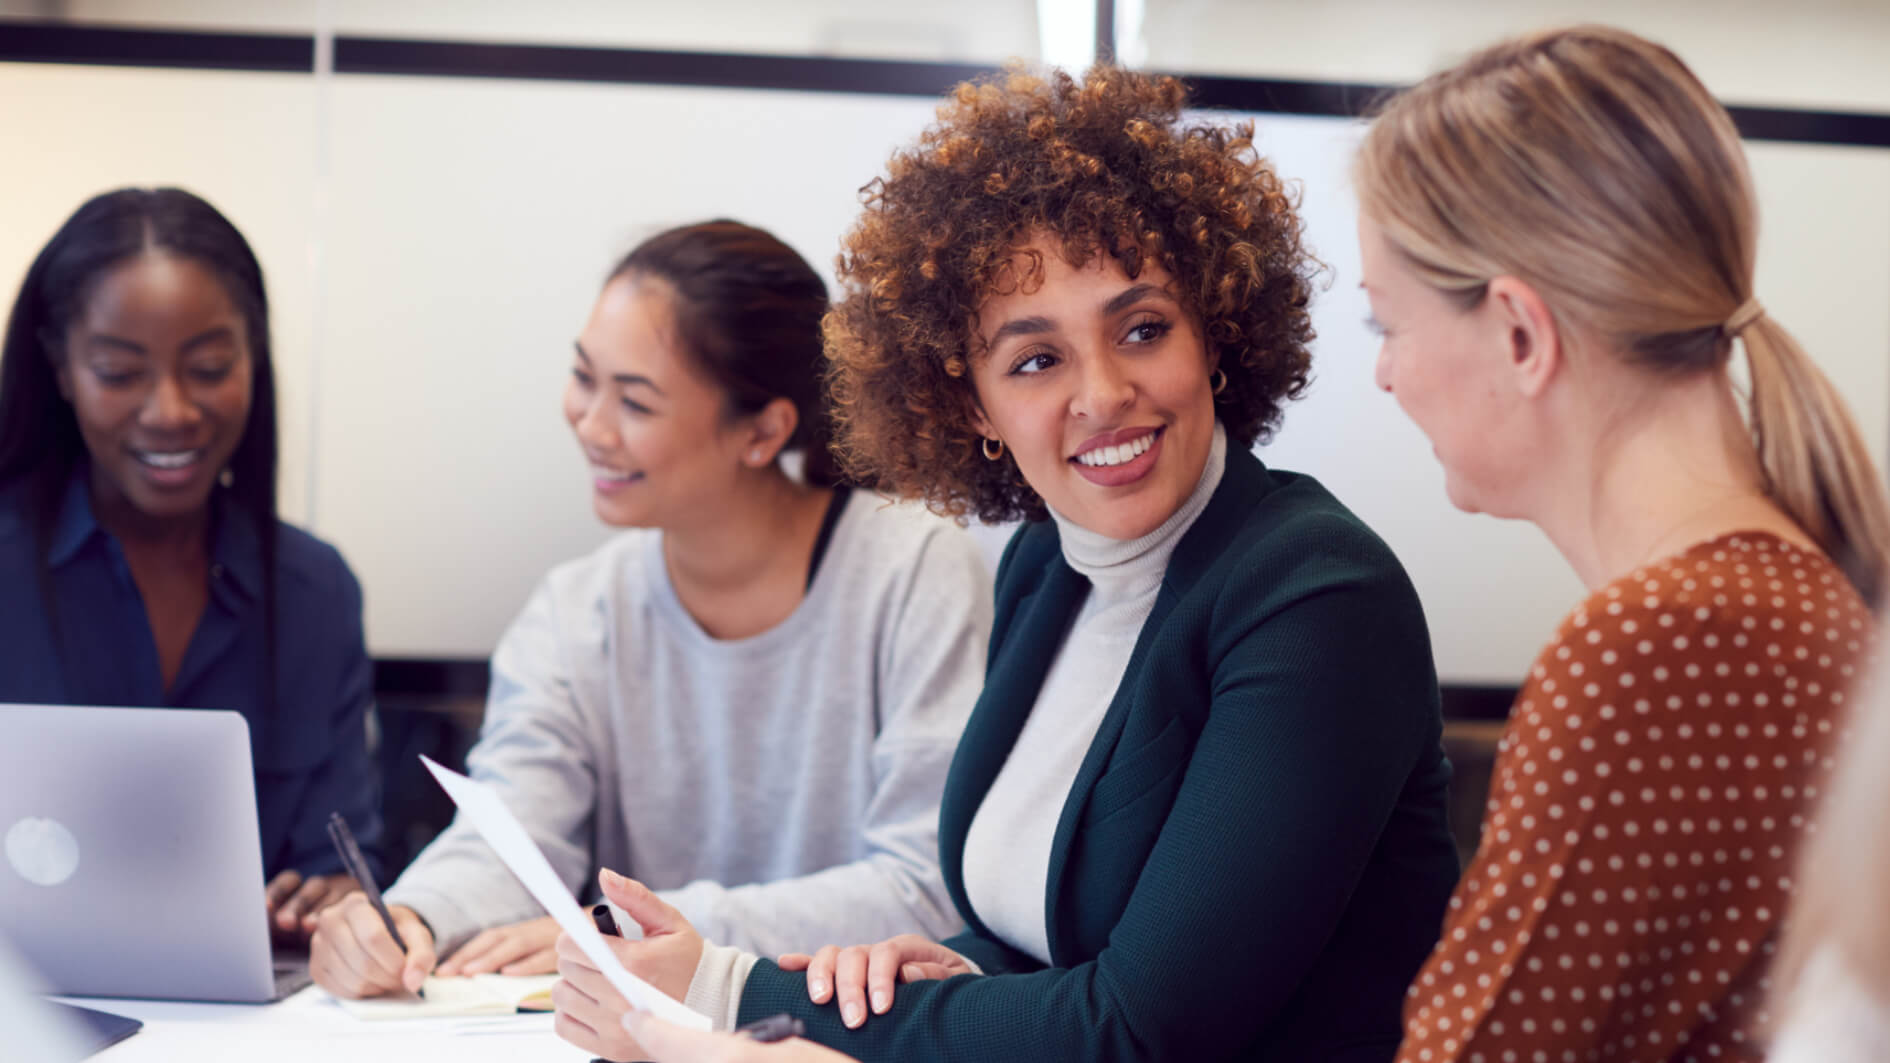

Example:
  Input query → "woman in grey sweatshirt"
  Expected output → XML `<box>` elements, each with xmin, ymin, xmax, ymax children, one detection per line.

<box><xmin>308</xmin><ymin>220</ymin><xmax>991</xmax><ymax>999</ymax></box>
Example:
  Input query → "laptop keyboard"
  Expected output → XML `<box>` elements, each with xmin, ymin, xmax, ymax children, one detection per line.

<box><xmin>272</xmin><ymin>949</ymin><xmax>313</xmax><ymax>1000</ymax></box>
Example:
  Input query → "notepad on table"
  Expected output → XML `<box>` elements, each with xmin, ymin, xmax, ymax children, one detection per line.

<box><xmin>336</xmin><ymin>973</ymin><xmax>559</xmax><ymax>1020</ymax></box>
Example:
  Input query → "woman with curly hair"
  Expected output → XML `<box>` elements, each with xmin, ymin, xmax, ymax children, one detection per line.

<box><xmin>550</xmin><ymin>66</ymin><xmax>1460</xmax><ymax>1063</ymax></box>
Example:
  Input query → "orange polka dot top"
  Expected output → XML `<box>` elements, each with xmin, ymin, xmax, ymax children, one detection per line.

<box><xmin>1398</xmin><ymin>532</ymin><xmax>1872</xmax><ymax>1063</ymax></box>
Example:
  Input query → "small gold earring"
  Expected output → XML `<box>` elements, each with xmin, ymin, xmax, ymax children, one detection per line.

<box><xmin>218</xmin><ymin>468</ymin><xmax>235</xmax><ymax>488</ymax></box>
<box><xmin>749</xmin><ymin>450</ymin><xmax>764</xmax><ymax>464</ymax></box>
<box><xmin>1211</xmin><ymin>368</ymin><xmax>1228</xmax><ymax>395</ymax></box>
<box><xmin>981</xmin><ymin>437</ymin><xmax>1005</xmax><ymax>461</ymax></box>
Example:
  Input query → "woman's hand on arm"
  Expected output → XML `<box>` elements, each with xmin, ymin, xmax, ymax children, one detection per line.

<box><xmin>436</xmin><ymin>915</ymin><xmax>562</xmax><ymax>976</ymax></box>
<box><xmin>553</xmin><ymin>869</ymin><xmax>705</xmax><ymax>1060</ymax></box>
<box><xmin>776</xmin><ymin>935</ymin><xmax>974</xmax><ymax>1027</ymax></box>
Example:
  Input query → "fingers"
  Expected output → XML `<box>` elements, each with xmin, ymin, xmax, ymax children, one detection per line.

<box><xmin>833</xmin><ymin>945</ymin><xmax>869</xmax><ymax>1029</ymax></box>
<box><xmin>436</xmin><ymin>927</ymin><xmax>498</xmax><ymax>977</ymax></box>
<box><xmin>901</xmin><ymin>962</ymin><xmax>957</xmax><ymax>982</ymax></box>
<box><xmin>263</xmin><ymin>870</ymin><xmax>302</xmax><ymax>915</ymax></box>
<box><xmin>622</xmin><ymin>1010</ymin><xmax>747</xmax><ymax>1063</ymax></box>
<box><xmin>395</xmin><ymin>909</ymin><xmax>438</xmax><ymax>995</ymax></box>
<box><xmin>310</xmin><ymin>896</ymin><xmax>400</xmax><ymax>998</ymax></box>
<box><xmin>297</xmin><ymin>875</ymin><xmax>359</xmax><ymax>933</ymax></box>
<box><xmin>439</xmin><ymin>925</ymin><xmax>517</xmax><ymax>976</ymax></box>
<box><xmin>804</xmin><ymin>945</ymin><xmax>839</xmax><ymax>1005</ymax></box>
<box><xmin>281</xmin><ymin>873</ymin><xmax>355</xmax><ymax>933</ymax></box>
<box><xmin>440</xmin><ymin>916</ymin><xmax>560</xmax><ymax>976</ymax></box>
<box><xmin>556</xmin><ymin>930</ymin><xmax>598</xmax><ymax>969</ymax></box>
<box><xmin>866</xmin><ymin>940</ymin><xmax>906</xmax><ymax>1015</ymax></box>
<box><xmin>554</xmin><ymin>970</ymin><xmax>601</xmax><ymax>1011</ymax></box>
<box><xmin>551</xmin><ymin>979</ymin><xmax>608</xmax><ymax>1058</ymax></box>
<box><xmin>500</xmin><ymin>947</ymin><xmax>558</xmax><ymax>975</ymax></box>
<box><xmin>552</xmin><ymin>1010</ymin><xmax>601</xmax><ymax>1057</ymax></box>
<box><xmin>597</xmin><ymin>868</ymin><xmax>686</xmax><ymax>938</ymax></box>
<box><xmin>553</xmin><ymin>955</ymin><xmax>643</xmax><ymax>1060</ymax></box>
<box><xmin>555</xmin><ymin>932</ymin><xmax>622</xmax><ymax>1009</ymax></box>
<box><xmin>309</xmin><ymin>896</ymin><xmax>435</xmax><ymax>999</ymax></box>
<box><xmin>776</xmin><ymin>953</ymin><xmax>812</xmax><ymax>972</ymax></box>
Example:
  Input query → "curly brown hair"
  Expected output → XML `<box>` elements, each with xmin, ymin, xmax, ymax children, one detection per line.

<box><xmin>824</xmin><ymin>64</ymin><xmax>1317</xmax><ymax>523</ymax></box>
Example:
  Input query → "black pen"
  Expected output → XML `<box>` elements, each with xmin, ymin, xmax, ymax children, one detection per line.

<box><xmin>591</xmin><ymin>903</ymin><xmax>802</xmax><ymax>1044</ymax></box>
<box><xmin>735</xmin><ymin>1013</ymin><xmax>806</xmax><ymax>1042</ymax></box>
<box><xmin>325</xmin><ymin>812</ymin><xmax>411</xmax><ymax>954</ymax></box>
<box><xmin>591</xmin><ymin>901</ymin><xmax>620</xmax><ymax>938</ymax></box>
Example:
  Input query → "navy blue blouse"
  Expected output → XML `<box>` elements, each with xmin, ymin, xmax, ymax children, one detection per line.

<box><xmin>0</xmin><ymin>468</ymin><xmax>384</xmax><ymax>880</ymax></box>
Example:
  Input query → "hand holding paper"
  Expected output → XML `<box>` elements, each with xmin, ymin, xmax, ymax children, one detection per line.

<box><xmin>553</xmin><ymin>871</ymin><xmax>715</xmax><ymax>1060</ymax></box>
<box><xmin>419</xmin><ymin>756</ymin><xmax>712</xmax><ymax>1031</ymax></box>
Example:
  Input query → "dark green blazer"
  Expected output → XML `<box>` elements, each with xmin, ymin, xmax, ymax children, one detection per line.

<box><xmin>739</xmin><ymin>445</ymin><xmax>1458</xmax><ymax>1061</ymax></box>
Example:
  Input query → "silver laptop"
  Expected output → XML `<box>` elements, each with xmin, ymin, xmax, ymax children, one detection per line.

<box><xmin>0</xmin><ymin>704</ymin><xmax>308</xmax><ymax>1002</ymax></box>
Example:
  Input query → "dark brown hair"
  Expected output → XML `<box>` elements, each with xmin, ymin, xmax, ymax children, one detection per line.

<box><xmin>825</xmin><ymin>65</ymin><xmax>1317</xmax><ymax>522</ymax></box>
<box><xmin>0</xmin><ymin>187</ymin><xmax>280</xmax><ymax>707</ymax></box>
<box><xmin>613</xmin><ymin>219</ymin><xmax>843</xmax><ymax>487</ymax></box>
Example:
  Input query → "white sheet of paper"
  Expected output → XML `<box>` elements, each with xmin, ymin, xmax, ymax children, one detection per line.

<box><xmin>419</xmin><ymin>756</ymin><xmax>712</xmax><ymax>1030</ymax></box>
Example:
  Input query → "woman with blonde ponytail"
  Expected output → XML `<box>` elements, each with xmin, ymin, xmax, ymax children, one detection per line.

<box><xmin>1354</xmin><ymin>25</ymin><xmax>1889</xmax><ymax>1063</ymax></box>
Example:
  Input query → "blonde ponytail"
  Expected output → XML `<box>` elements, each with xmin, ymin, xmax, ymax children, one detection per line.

<box><xmin>1356</xmin><ymin>24</ymin><xmax>1890</xmax><ymax>608</ymax></box>
<box><xmin>1743</xmin><ymin>316</ymin><xmax>1890</xmax><ymax>605</ymax></box>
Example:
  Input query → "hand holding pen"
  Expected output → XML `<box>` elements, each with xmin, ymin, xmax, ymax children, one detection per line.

<box><xmin>307</xmin><ymin>813</ymin><xmax>439</xmax><ymax>998</ymax></box>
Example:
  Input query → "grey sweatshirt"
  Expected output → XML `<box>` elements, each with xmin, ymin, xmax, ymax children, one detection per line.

<box><xmin>385</xmin><ymin>492</ymin><xmax>990</xmax><ymax>958</ymax></box>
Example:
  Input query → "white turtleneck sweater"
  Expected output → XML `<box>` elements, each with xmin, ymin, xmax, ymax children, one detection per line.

<box><xmin>959</xmin><ymin>423</ymin><xmax>1228</xmax><ymax>965</ymax></box>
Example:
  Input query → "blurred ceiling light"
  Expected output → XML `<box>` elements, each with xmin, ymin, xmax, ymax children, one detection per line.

<box><xmin>1036</xmin><ymin>0</ymin><xmax>1097</xmax><ymax>71</ymax></box>
<box><xmin>1114</xmin><ymin>0</ymin><xmax>1146</xmax><ymax>66</ymax></box>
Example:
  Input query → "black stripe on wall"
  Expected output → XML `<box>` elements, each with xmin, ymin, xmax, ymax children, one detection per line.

<box><xmin>1188</xmin><ymin>74</ymin><xmax>1890</xmax><ymax>148</ymax></box>
<box><xmin>1186</xmin><ymin>74</ymin><xmax>1397</xmax><ymax>120</ymax></box>
<box><xmin>2</xmin><ymin>21</ymin><xmax>1887</xmax><ymax>147</ymax></box>
<box><xmin>334</xmin><ymin>36</ymin><xmax>992</xmax><ymax>97</ymax></box>
<box><xmin>0</xmin><ymin>20</ymin><xmax>310</xmax><ymax>73</ymax></box>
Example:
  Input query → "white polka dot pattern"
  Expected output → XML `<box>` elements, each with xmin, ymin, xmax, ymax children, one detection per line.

<box><xmin>1397</xmin><ymin>534</ymin><xmax>1870</xmax><ymax>1063</ymax></box>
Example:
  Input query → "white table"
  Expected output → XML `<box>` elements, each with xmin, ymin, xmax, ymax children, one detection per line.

<box><xmin>61</xmin><ymin>987</ymin><xmax>596</xmax><ymax>1062</ymax></box>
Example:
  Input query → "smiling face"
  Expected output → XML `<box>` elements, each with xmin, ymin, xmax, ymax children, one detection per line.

<box><xmin>57</xmin><ymin>252</ymin><xmax>254</xmax><ymax>528</ymax></box>
<box><xmin>969</xmin><ymin>240</ymin><xmax>1218</xmax><ymax>541</ymax></box>
<box><xmin>564</xmin><ymin>273</ymin><xmax>761</xmax><ymax>529</ymax></box>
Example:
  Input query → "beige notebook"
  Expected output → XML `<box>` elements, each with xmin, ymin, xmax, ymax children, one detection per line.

<box><xmin>335</xmin><ymin>973</ymin><xmax>560</xmax><ymax>1020</ymax></box>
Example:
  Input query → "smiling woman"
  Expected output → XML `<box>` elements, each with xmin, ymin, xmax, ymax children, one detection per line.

<box><xmin>0</xmin><ymin>187</ymin><xmax>384</xmax><ymax>937</ymax></box>
<box><xmin>554</xmin><ymin>69</ymin><xmax>1461</xmax><ymax>1063</ymax></box>
<box><xmin>309</xmin><ymin>219</ymin><xmax>991</xmax><ymax>1008</ymax></box>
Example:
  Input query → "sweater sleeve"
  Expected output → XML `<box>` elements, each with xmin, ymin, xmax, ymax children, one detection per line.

<box><xmin>385</xmin><ymin>578</ymin><xmax>598</xmax><ymax>955</ymax></box>
<box><xmin>656</xmin><ymin>527</ymin><xmax>990</xmax><ymax>955</ymax></box>
<box><xmin>734</xmin><ymin>560</ymin><xmax>1437</xmax><ymax>1061</ymax></box>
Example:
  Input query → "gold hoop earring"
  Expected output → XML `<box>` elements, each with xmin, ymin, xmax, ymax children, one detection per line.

<box><xmin>1211</xmin><ymin>368</ymin><xmax>1228</xmax><ymax>396</ymax></box>
<box><xmin>981</xmin><ymin>437</ymin><xmax>1005</xmax><ymax>461</ymax></box>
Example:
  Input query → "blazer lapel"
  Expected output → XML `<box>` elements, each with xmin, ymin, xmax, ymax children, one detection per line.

<box><xmin>1040</xmin><ymin>445</ymin><xmax>1275</xmax><ymax>963</ymax></box>
<box><xmin>939</xmin><ymin>556</ymin><xmax>1091</xmax><ymax>934</ymax></box>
